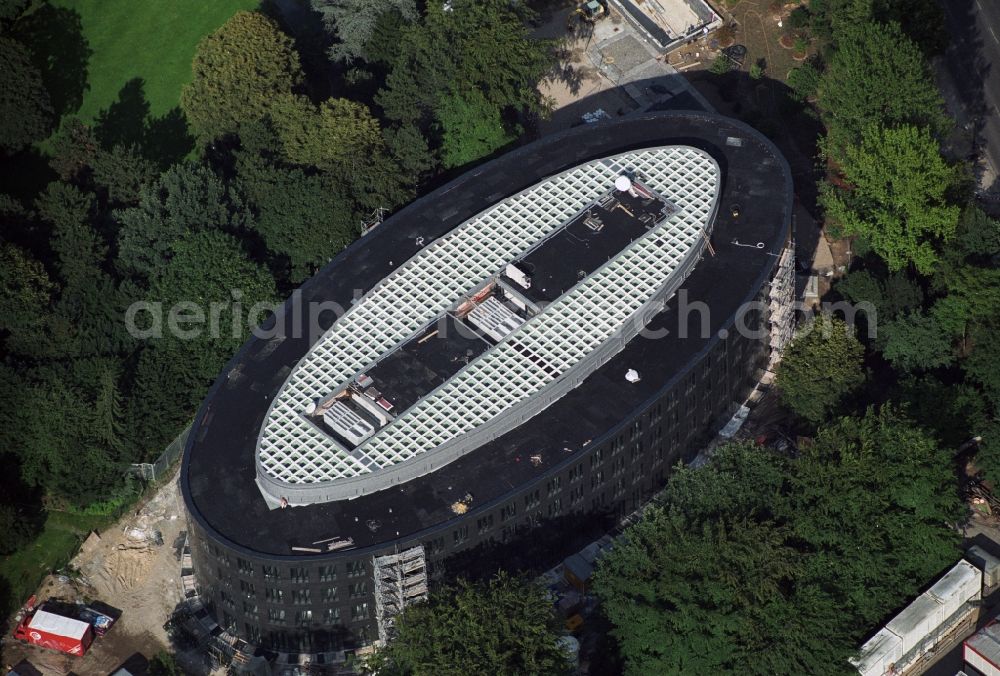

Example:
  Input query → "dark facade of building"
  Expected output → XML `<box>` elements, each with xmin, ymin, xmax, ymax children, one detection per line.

<box><xmin>180</xmin><ymin>112</ymin><xmax>793</xmax><ymax>658</ymax></box>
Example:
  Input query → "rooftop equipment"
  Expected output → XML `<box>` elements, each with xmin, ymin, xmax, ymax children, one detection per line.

<box><xmin>505</xmin><ymin>262</ymin><xmax>532</xmax><ymax>290</ymax></box>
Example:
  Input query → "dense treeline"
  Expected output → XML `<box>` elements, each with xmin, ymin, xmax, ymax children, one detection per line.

<box><xmin>596</xmin><ymin>412</ymin><xmax>963</xmax><ymax>674</ymax></box>
<box><xmin>595</xmin><ymin>0</ymin><xmax>999</xmax><ymax>673</ymax></box>
<box><xmin>0</xmin><ymin>1</ymin><xmax>553</xmax><ymax>551</ymax></box>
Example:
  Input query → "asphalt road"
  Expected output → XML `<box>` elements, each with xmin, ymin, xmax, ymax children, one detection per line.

<box><xmin>942</xmin><ymin>0</ymin><xmax>1000</xmax><ymax>191</ymax></box>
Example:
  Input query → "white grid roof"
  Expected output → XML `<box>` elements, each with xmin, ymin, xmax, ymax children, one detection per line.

<box><xmin>257</xmin><ymin>147</ymin><xmax>719</xmax><ymax>486</ymax></box>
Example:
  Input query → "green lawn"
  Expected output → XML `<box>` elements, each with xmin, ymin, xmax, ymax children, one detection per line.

<box><xmin>0</xmin><ymin>510</ymin><xmax>112</xmax><ymax>614</ymax></box>
<box><xmin>53</xmin><ymin>0</ymin><xmax>259</xmax><ymax>123</ymax></box>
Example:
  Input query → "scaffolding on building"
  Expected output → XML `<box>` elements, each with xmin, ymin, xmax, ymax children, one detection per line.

<box><xmin>373</xmin><ymin>545</ymin><xmax>429</xmax><ymax>644</ymax></box>
<box><xmin>762</xmin><ymin>242</ymin><xmax>795</xmax><ymax>383</ymax></box>
<box><xmin>360</xmin><ymin>207</ymin><xmax>387</xmax><ymax>236</ymax></box>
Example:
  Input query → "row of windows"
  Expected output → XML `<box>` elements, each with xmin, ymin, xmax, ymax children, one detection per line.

<box><xmin>256</xmin><ymin>603</ymin><xmax>367</xmax><ymax>625</ymax></box>
<box><xmin>208</xmin><ymin>560</ymin><xmax>364</xmax><ymax>584</ymax></box>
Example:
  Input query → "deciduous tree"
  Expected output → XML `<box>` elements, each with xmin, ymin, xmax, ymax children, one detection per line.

<box><xmin>776</xmin><ymin>314</ymin><xmax>865</xmax><ymax>424</ymax></box>
<box><xmin>790</xmin><ymin>407</ymin><xmax>964</xmax><ymax>625</ymax></box>
<box><xmin>821</xmin><ymin>124</ymin><xmax>960</xmax><ymax>273</ymax></box>
<box><xmin>370</xmin><ymin>572</ymin><xmax>569</xmax><ymax>676</ymax></box>
<box><xmin>268</xmin><ymin>93</ymin><xmax>384</xmax><ymax>172</ymax></box>
<box><xmin>0</xmin><ymin>36</ymin><xmax>54</xmax><ymax>152</ymax></box>
<box><xmin>816</xmin><ymin>22</ymin><xmax>945</xmax><ymax>161</ymax></box>
<box><xmin>181</xmin><ymin>11</ymin><xmax>304</xmax><ymax>143</ymax></box>
<box><xmin>115</xmin><ymin>163</ymin><xmax>249</xmax><ymax>280</ymax></box>
<box><xmin>437</xmin><ymin>89</ymin><xmax>514</xmax><ymax>168</ymax></box>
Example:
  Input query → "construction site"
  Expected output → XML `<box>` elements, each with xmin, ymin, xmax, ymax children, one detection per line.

<box><xmin>0</xmin><ymin>468</ymin><xmax>217</xmax><ymax>675</ymax></box>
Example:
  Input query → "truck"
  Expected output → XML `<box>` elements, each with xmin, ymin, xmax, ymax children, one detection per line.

<box><xmin>11</xmin><ymin>596</ymin><xmax>95</xmax><ymax>656</ymax></box>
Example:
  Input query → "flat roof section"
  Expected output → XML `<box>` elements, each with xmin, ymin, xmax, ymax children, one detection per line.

<box><xmin>509</xmin><ymin>184</ymin><xmax>673</xmax><ymax>306</ymax></box>
<box><xmin>181</xmin><ymin>112</ymin><xmax>793</xmax><ymax>557</ymax></box>
<box><xmin>365</xmin><ymin>315</ymin><xmax>492</xmax><ymax>415</ymax></box>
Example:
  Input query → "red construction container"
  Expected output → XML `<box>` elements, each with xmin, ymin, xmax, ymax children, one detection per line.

<box><xmin>13</xmin><ymin>607</ymin><xmax>94</xmax><ymax>656</ymax></box>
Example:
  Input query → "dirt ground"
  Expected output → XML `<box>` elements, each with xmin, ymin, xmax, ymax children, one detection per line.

<box><xmin>0</xmin><ymin>467</ymin><xmax>207</xmax><ymax>676</ymax></box>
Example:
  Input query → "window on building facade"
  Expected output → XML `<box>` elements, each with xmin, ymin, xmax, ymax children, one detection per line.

<box><xmin>547</xmin><ymin>476</ymin><xmax>562</xmax><ymax>495</ymax></box>
<box><xmin>223</xmin><ymin>611</ymin><xmax>237</xmax><ymax>632</ymax></box>
<box><xmin>590</xmin><ymin>448</ymin><xmax>605</xmax><ymax>467</ymax></box>
<box><xmin>268</xmin><ymin>608</ymin><xmax>286</xmax><ymax>624</ymax></box>
<box><xmin>220</xmin><ymin>590</ymin><xmax>235</xmax><ymax>609</ymax></box>
<box><xmin>569</xmin><ymin>464</ymin><xmax>583</xmax><ymax>482</ymax></box>
<box><xmin>348</xmin><ymin>582</ymin><xmax>368</xmax><ymax>598</ymax></box>
<box><xmin>237</xmin><ymin>558</ymin><xmax>254</xmax><ymax>576</ymax></box>
<box><xmin>243</xmin><ymin>600</ymin><xmax>258</xmax><ymax>615</ymax></box>
<box><xmin>322</xmin><ymin>586</ymin><xmax>338</xmax><ymax>603</ymax></box>
<box><xmin>547</xmin><ymin>498</ymin><xmax>562</xmax><ymax>518</ymax></box>
<box><xmin>289</xmin><ymin>566</ymin><xmax>309</xmax><ymax>583</ymax></box>
<box><xmin>351</xmin><ymin>603</ymin><xmax>369</xmax><ymax>620</ymax></box>
<box><xmin>296</xmin><ymin>609</ymin><xmax>313</xmax><ymax>625</ymax></box>
<box><xmin>324</xmin><ymin>607</ymin><xmax>340</xmax><ymax>625</ymax></box>
<box><xmin>424</xmin><ymin>536</ymin><xmax>444</xmax><ymax>555</ymax></box>
<box><xmin>240</xmin><ymin>580</ymin><xmax>255</xmax><ymax>598</ymax></box>
<box><xmin>453</xmin><ymin>525</ymin><xmax>468</xmax><ymax>545</ymax></box>
<box><xmin>591</xmin><ymin>470</ymin><xmax>605</xmax><ymax>489</ymax></box>
<box><xmin>500</xmin><ymin>501</ymin><xmax>517</xmax><ymax>522</ymax></box>
<box><xmin>347</xmin><ymin>561</ymin><xmax>366</xmax><ymax>577</ymax></box>
<box><xmin>524</xmin><ymin>490</ymin><xmax>540</xmax><ymax>509</ymax></box>
<box><xmin>292</xmin><ymin>588</ymin><xmax>311</xmax><ymax>605</ymax></box>
<box><xmin>245</xmin><ymin>623</ymin><xmax>261</xmax><ymax>644</ymax></box>
<box><xmin>612</xmin><ymin>456</ymin><xmax>626</xmax><ymax>476</ymax></box>
<box><xmin>263</xmin><ymin>565</ymin><xmax>280</xmax><ymax>580</ymax></box>
<box><xmin>265</xmin><ymin>587</ymin><xmax>284</xmax><ymax>603</ymax></box>
<box><xmin>477</xmin><ymin>514</ymin><xmax>494</xmax><ymax>534</ymax></box>
<box><xmin>318</xmin><ymin>564</ymin><xmax>337</xmax><ymax>582</ymax></box>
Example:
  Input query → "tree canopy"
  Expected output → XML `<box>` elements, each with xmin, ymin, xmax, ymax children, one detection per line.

<box><xmin>0</xmin><ymin>35</ymin><xmax>54</xmax><ymax>151</ymax></box>
<box><xmin>776</xmin><ymin>314</ymin><xmax>865</xmax><ymax>424</ymax></box>
<box><xmin>181</xmin><ymin>11</ymin><xmax>304</xmax><ymax>142</ymax></box>
<box><xmin>375</xmin><ymin>0</ymin><xmax>552</xmax><ymax>166</ymax></box>
<box><xmin>596</xmin><ymin>408</ymin><xmax>963</xmax><ymax>675</ymax></box>
<box><xmin>310</xmin><ymin>0</ymin><xmax>416</xmax><ymax>64</ymax></box>
<box><xmin>816</xmin><ymin>21</ymin><xmax>945</xmax><ymax>162</ymax></box>
<box><xmin>370</xmin><ymin>572</ymin><xmax>569</xmax><ymax>676</ymax></box>
<box><xmin>822</xmin><ymin>124</ymin><xmax>960</xmax><ymax>273</ymax></box>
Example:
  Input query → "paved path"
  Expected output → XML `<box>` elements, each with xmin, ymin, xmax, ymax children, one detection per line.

<box><xmin>941</xmin><ymin>0</ymin><xmax>1000</xmax><ymax>194</ymax></box>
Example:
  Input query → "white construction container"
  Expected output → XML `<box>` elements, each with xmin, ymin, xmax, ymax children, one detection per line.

<box><xmin>967</xmin><ymin>545</ymin><xmax>1000</xmax><ymax>589</ymax></box>
<box><xmin>928</xmin><ymin>560</ymin><xmax>981</xmax><ymax>621</ymax></box>
<box><xmin>886</xmin><ymin>593</ymin><xmax>944</xmax><ymax>655</ymax></box>
<box><xmin>851</xmin><ymin>628</ymin><xmax>903</xmax><ymax>676</ymax></box>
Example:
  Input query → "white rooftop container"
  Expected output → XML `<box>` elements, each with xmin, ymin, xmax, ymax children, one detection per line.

<box><xmin>927</xmin><ymin>560</ymin><xmax>981</xmax><ymax>621</ymax></box>
<box><xmin>851</xmin><ymin>628</ymin><xmax>903</xmax><ymax>676</ymax></box>
<box><xmin>886</xmin><ymin>593</ymin><xmax>944</xmax><ymax>655</ymax></box>
<box><xmin>967</xmin><ymin>545</ymin><xmax>1000</xmax><ymax>588</ymax></box>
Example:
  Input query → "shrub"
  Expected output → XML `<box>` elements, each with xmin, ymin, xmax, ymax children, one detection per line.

<box><xmin>788</xmin><ymin>6</ymin><xmax>810</xmax><ymax>29</ymax></box>
<box><xmin>0</xmin><ymin>504</ymin><xmax>40</xmax><ymax>555</ymax></box>
<box><xmin>710</xmin><ymin>54</ymin><xmax>732</xmax><ymax>75</ymax></box>
<box><xmin>787</xmin><ymin>59</ymin><xmax>821</xmax><ymax>101</ymax></box>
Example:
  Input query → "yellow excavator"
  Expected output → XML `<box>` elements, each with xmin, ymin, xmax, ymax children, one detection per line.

<box><xmin>567</xmin><ymin>0</ymin><xmax>608</xmax><ymax>32</ymax></box>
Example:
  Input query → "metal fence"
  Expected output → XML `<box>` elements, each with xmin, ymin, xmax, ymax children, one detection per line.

<box><xmin>128</xmin><ymin>424</ymin><xmax>191</xmax><ymax>483</ymax></box>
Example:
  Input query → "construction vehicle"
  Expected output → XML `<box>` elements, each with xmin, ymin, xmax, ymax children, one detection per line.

<box><xmin>567</xmin><ymin>0</ymin><xmax>608</xmax><ymax>32</ymax></box>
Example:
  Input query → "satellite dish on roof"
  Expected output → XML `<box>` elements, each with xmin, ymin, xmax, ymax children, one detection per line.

<box><xmin>615</xmin><ymin>175</ymin><xmax>632</xmax><ymax>192</ymax></box>
<box><xmin>305</xmin><ymin>401</ymin><xmax>317</xmax><ymax>415</ymax></box>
